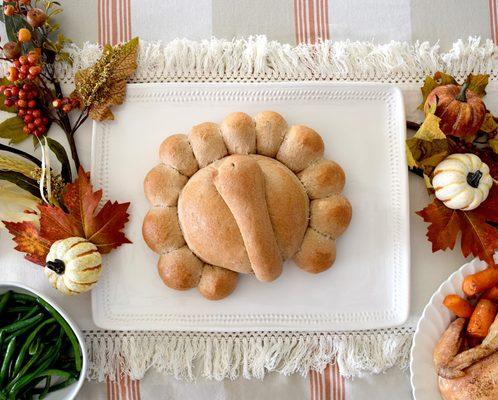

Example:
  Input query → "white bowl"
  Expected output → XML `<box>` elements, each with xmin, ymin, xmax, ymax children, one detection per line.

<box><xmin>410</xmin><ymin>258</ymin><xmax>488</xmax><ymax>400</ymax></box>
<box><xmin>0</xmin><ymin>282</ymin><xmax>87</xmax><ymax>400</ymax></box>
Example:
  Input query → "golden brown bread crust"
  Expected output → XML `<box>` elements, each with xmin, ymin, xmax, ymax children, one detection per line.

<box><xmin>189</xmin><ymin>122</ymin><xmax>228</xmax><ymax>168</ymax></box>
<box><xmin>144</xmin><ymin>164</ymin><xmax>187</xmax><ymax>206</ymax></box>
<box><xmin>298</xmin><ymin>159</ymin><xmax>345</xmax><ymax>199</ymax></box>
<box><xmin>293</xmin><ymin>229</ymin><xmax>336</xmax><ymax>273</ymax></box>
<box><xmin>213</xmin><ymin>155</ymin><xmax>283</xmax><ymax>282</ymax></box>
<box><xmin>157</xmin><ymin>247</ymin><xmax>203</xmax><ymax>290</ymax></box>
<box><xmin>276</xmin><ymin>125</ymin><xmax>324</xmax><ymax>172</ymax></box>
<box><xmin>159</xmin><ymin>134</ymin><xmax>199</xmax><ymax>177</ymax></box>
<box><xmin>178</xmin><ymin>162</ymin><xmax>253</xmax><ymax>274</ymax></box>
<box><xmin>254</xmin><ymin>111</ymin><xmax>287</xmax><ymax>157</ymax></box>
<box><xmin>310</xmin><ymin>195</ymin><xmax>352</xmax><ymax>239</ymax></box>
<box><xmin>220</xmin><ymin>112</ymin><xmax>256</xmax><ymax>154</ymax></box>
<box><xmin>198</xmin><ymin>264</ymin><xmax>238</xmax><ymax>300</ymax></box>
<box><xmin>143</xmin><ymin>110</ymin><xmax>351</xmax><ymax>299</ymax></box>
<box><xmin>142</xmin><ymin>206</ymin><xmax>185</xmax><ymax>254</ymax></box>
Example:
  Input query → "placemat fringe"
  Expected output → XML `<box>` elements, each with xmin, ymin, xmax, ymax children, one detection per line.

<box><xmin>29</xmin><ymin>35</ymin><xmax>498</xmax><ymax>84</ymax></box>
<box><xmin>84</xmin><ymin>329</ymin><xmax>414</xmax><ymax>381</ymax></box>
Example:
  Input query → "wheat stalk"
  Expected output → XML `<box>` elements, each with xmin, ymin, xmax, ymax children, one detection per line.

<box><xmin>0</xmin><ymin>155</ymin><xmax>37</xmax><ymax>177</ymax></box>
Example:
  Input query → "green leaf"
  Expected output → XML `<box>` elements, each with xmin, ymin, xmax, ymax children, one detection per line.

<box><xmin>465</xmin><ymin>74</ymin><xmax>489</xmax><ymax>97</ymax></box>
<box><xmin>46</xmin><ymin>137</ymin><xmax>72</xmax><ymax>182</ymax></box>
<box><xmin>0</xmin><ymin>170</ymin><xmax>41</xmax><ymax>199</ymax></box>
<box><xmin>0</xmin><ymin>116</ymin><xmax>28</xmax><ymax>144</ymax></box>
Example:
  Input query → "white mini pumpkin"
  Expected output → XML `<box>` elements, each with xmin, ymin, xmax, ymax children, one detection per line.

<box><xmin>44</xmin><ymin>237</ymin><xmax>102</xmax><ymax>295</ymax></box>
<box><xmin>433</xmin><ymin>153</ymin><xmax>493</xmax><ymax>211</ymax></box>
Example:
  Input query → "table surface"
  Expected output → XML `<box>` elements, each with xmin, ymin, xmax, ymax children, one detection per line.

<box><xmin>1</xmin><ymin>1</ymin><xmax>497</xmax><ymax>399</ymax></box>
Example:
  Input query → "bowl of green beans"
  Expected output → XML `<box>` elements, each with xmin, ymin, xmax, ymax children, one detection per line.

<box><xmin>0</xmin><ymin>282</ymin><xmax>87</xmax><ymax>400</ymax></box>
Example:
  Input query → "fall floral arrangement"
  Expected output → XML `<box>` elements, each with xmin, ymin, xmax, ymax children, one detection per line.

<box><xmin>407</xmin><ymin>72</ymin><xmax>498</xmax><ymax>266</ymax></box>
<box><xmin>0</xmin><ymin>0</ymin><xmax>138</xmax><ymax>294</ymax></box>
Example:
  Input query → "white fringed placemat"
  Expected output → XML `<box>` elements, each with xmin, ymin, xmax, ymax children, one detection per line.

<box><xmin>3</xmin><ymin>36</ymin><xmax>496</xmax><ymax>381</ymax></box>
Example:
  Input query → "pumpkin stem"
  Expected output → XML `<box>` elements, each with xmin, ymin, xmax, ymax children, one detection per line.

<box><xmin>46</xmin><ymin>259</ymin><xmax>66</xmax><ymax>275</ymax></box>
<box><xmin>456</xmin><ymin>82</ymin><xmax>469</xmax><ymax>102</ymax></box>
<box><xmin>467</xmin><ymin>170</ymin><xmax>483</xmax><ymax>188</ymax></box>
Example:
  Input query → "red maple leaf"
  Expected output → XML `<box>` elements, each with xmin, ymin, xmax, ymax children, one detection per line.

<box><xmin>417</xmin><ymin>185</ymin><xmax>498</xmax><ymax>266</ymax></box>
<box><xmin>3</xmin><ymin>167</ymin><xmax>131</xmax><ymax>265</ymax></box>
<box><xmin>3</xmin><ymin>221</ymin><xmax>53</xmax><ymax>266</ymax></box>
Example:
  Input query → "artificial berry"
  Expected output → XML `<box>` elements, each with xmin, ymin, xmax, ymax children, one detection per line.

<box><xmin>4</xmin><ymin>89</ymin><xmax>12</xmax><ymax>98</ymax></box>
<box><xmin>52</xmin><ymin>99</ymin><xmax>62</xmax><ymax>108</ymax></box>
<box><xmin>17</xmin><ymin>99</ymin><xmax>27</xmax><ymax>108</ymax></box>
<box><xmin>3</xmin><ymin>5</ymin><xmax>14</xmax><ymax>17</ymax></box>
<box><xmin>32</xmin><ymin>109</ymin><xmax>41</xmax><ymax>118</ymax></box>
<box><xmin>20</xmin><ymin>0</ymin><xmax>30</xmax><ymax>4</ymax></box>
<box><xmin>28</xmin><ymin>66</ymin><xmax>41</xmax><ymax>76</ymax></box>
<box><xmin>11</xmin><ymin>86</ymin><xmax>19</xmax><ymax>96</ymax></box>
<box><xmin>19</xmin><ymin>56</ymin><xmax>28</xmax><ymax>65</ymax></box>
<box><xmin>62</xmin><ymin>104</ymin><xmax>71</xmax><ymax>113</ymax></box>
<box><xmin>18</xmin><ymin>28</ymin><xmax>31</xmax><ymax>43</ymax></box>
<box><xmin>4</xmin><ymin>99</ymin><xmax>13</xmax><ymax>107</ymax></box>
<box><xmin>24</xmin><ymin>115</ymin><xmax>33</xmax><ymax>123</ymax></box>
<box><xmin>27</xmin><ymin>8</ymin><xmax>47</xmax><ymax>28</ymax></box>
<box><xmin>3</xmin><ymin>42</ymin><xmax>21</xmax><ymax>59</ymax></box>
<box><xmin>27</xmin><ymin>100</ymin><xmax>36</xmax><ymax>108</ymax></box>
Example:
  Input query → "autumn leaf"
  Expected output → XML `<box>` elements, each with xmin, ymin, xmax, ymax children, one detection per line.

<box><xmin>489</xmin><ymin>138</ymin><xmax>498</xmax><ymax>154</ymax></box>
<box><xmin>3</xmin><ymin>221</ymin><xmax>52</xmax><ymax>266</ymax></box>
<box><xmin>465</xmin><ymin>74</ymin><xmax>489</xmax><ymax>97</ymax></box>
<box><xmin>418</xmin><ymin>71</ymin><xmax>457</xmax><ymax>110</ymax></box>
<box><xmin>406</xmin><ymin>113</ymin><xmax>449</xmax><ymax>181</ymax></box>
<box><xmin>417</xmin><ymin>187</ymin><xmax>498</xmax><ymax>266</ymax></box>
<box><xmin>61</xmin><ymin>167</ymin><xmax>131</xmax><ymax>253</ymax></box>
<box><xmin>481</xmin><ymin>112</ymin><xmax>498</xmax><ymax>134</ymax></box>
<box><xmin>73</xmin><ymin>37</ymin><xmax>139</xmax><ymax>121</ymax></box>
<box><xmin>3</xmin><ymin>168</ymin><xmax>131</xmax><ymax>266</ymax></box>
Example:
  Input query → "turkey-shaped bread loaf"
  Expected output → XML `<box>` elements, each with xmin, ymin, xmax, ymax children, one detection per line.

<box><xmin>143</xmin><ymin>111</ymin><xmax>352</xmax><ymax>300</ymax></box>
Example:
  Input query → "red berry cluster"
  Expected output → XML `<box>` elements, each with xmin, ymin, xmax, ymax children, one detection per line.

<box><xmin>7</xmin><ymin>53</ymin><xmax>41</xmax><ymax>82</ymax></box>
<box><xmin>52</xmin><ymin>97</ymin><xmax>80</xmax><ymax>113</ymax></box>
<box><xmin>0</xmin><ymin>83</ymin><xmax>49</xmax><ymax>137</ymax></box>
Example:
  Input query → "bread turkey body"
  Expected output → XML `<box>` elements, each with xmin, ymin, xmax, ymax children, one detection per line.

<box><xmin>178</xmin><ymin>154</ymin><xmax>309</xmax><ymax>275</ymax></box>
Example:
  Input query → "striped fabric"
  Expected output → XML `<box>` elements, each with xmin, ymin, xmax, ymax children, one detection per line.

<box><xmin>98</xmin><ymin>0</ymin><xmax>131</xmax><ymax>45</ymax></box>
<box><xmin>87</xmin><ymin>1</ymin><xmax>498</xmax><ymax>399</ymax></box>
<box><xmin>310</xmin><ymin>365</ymin><xmax>345</xmax><ymax>400</ymax></box>
<box><xmin>106</xmin><ymin>371</ymin><xmax>141</xmax><ymax>399</ymax></box>
<box><xmin>490</xmin><ymin>0</ymin><xmax>498</xmax><ymax>43</ymax></box>
<box><xmin>294</xmin><ymin>0</ymin><xmax>330</xmax><ymax>44</ymax></box>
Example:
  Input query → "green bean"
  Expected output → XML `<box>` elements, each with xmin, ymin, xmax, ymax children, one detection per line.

<box><xmin>33</xmin><ymin>376</ymin><xmax>77</xmax><ymax>397</ymax></box>
<box><xmin>0</xmin><ymin>313</ymin><xmax>43</xmax><ymax>335</ymax></box>
<box><xmin>3</xmin><ymin>306</ymin><xmax>31</xmax><ymax>314</ymax></box>
<box><xmin>11</xmin><ymin>293</ymin><xmax>36</xmax><ymax>303</ymax></box>
<box><xmin>40</xmin><ymin>376</ymin><xmax>50</xmax><ymax>399</ymax></box>
<box><xmin>0</xmin><ymin>291</ymin><xmax>12</xmax><ymax>316</ymax></box>
<box><xmin>36</xmin><ymin>298</ymin><xmax>82</xmax><ymax>372</ymax></box>
<box><xmin>0</xmin><ymin>337</ymin><xmax>16</xmax><ymax>387</ymax></box>
<box><xmin>8</xmin><ymin>366</ymin><xmax>70</xmax><ymax>398</ymax></box>
<box><xmin>28</xmin><ymin>337</ymin><xmax>40</xmax><ymax>356</ymax></box>
<box><xmin>12</xmin><ymin>318</ymin><xmax>55</xmax><ymax>377</ymax></box>
<box><xmin>13</xmin><ymin>343</ymin><xmax>44</xmax><ymax>381</ymax></box>
<box><xmin>0</xmin><ymin>331</ymin><xmax>5</xmax><ymax>351</ymax></box>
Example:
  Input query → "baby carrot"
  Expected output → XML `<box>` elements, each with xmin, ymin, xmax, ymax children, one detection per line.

<box><xmin>482</xmin><ymin>286</ymin><xmax>498</xmax><ymax>302</ymax></box>
<box><xmin>467</xmin><ymin>299</ymin><xmax>498</xmax><ymax>338</ymax></box>
<box><xmin>443</xmin><ymin>294</ymin><xmax>474</xmax><ymax>318</ymax></box>
<box><xmin>462</xmin><ymin>267</ymin><xmax>498</xmax><ymax>297</ymax></box>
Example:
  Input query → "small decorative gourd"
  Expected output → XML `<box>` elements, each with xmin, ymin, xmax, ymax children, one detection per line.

<box><xmin>424</xmin><ymin>83</ymin><xmax>486</xmax><ymax>138</ymax></box>
<box><xmin>44</xmin><ymin>237</ymin><xmax>102</xmax><ymax>295</ymax></box>
<box><xmin>433</xmin><ymin>153</ymin><xmax>493</xmax><ymax>211</ymax></box>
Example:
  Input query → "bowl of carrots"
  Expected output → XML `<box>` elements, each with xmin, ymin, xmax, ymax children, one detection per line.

<box><xmin>0</xmin><ymin>282</ymin><xmax>87</xmax><ymax>400</ymax></box>
<box><xmin>410</xmin><ymin>257</ymin><xmax>498</xmax><ymax>400</ymax></box>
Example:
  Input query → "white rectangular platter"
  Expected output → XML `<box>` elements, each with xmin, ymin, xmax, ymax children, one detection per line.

<box><xmin>91</xmin><ymin>82</ymin><xmax>410</xmax><ymax>331</ymax></box>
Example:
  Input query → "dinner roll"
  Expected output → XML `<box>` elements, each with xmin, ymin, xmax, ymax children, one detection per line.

<box><xmin>220</xmin><ymin>112</ymin><xmax>256</xmax><ymax>154</ymax></box>
<box><xmin>293</xmin><ymin>228</ymin><xmax>336</xmax><ymax>273</ymax></box>
<box><xmin>254</xmin><ymin>111</ymin><xmax>287</xmax><ymax>157</ymax></box>
<box><xmin>144</xmin><ymin>164</ymin><xmax>187</xmax><ymax>206</ymax></box>
<box><xmin>298</xmin><ymin>159</ymin><xmax>345</xmax><ymax>199</ymax></box>
<box><xmin>198</xmin><ymin>264</ymin><xmax>238</xmax><ymax>300</ymax></box>
<box><xmin>189</xmin><ymin>122</ymin><xmax>228</xmax><ymax>168</ymax></box>
<box><xmin>310</xmin><ymin>195</ymin><xmax>352</xmax><ymax>239</ymax></box>
<box><xmin>159</xmin><ymin>134</ymin><xmax>199</xmax><ymax>177</ymax></box>
<box><xmin>276</xmin><ymin>125</ymin><xmax>324</xmax><ymax>172</ymax></box>
<box><xmin>142</xmin><ymin>206</ymin><xmax>185</xmax><ymax>254</ymax></box>
<box><xmin>157</xmin><ymin>247</ymin><xmax>203</xmax><ymax>290</ymax></box>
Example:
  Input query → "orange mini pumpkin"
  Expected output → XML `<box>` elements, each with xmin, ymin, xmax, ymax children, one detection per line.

<box><xmin>424</xmin><ymin>83</ymin><xmax>486</xmax><ymax>138</ymax></box>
